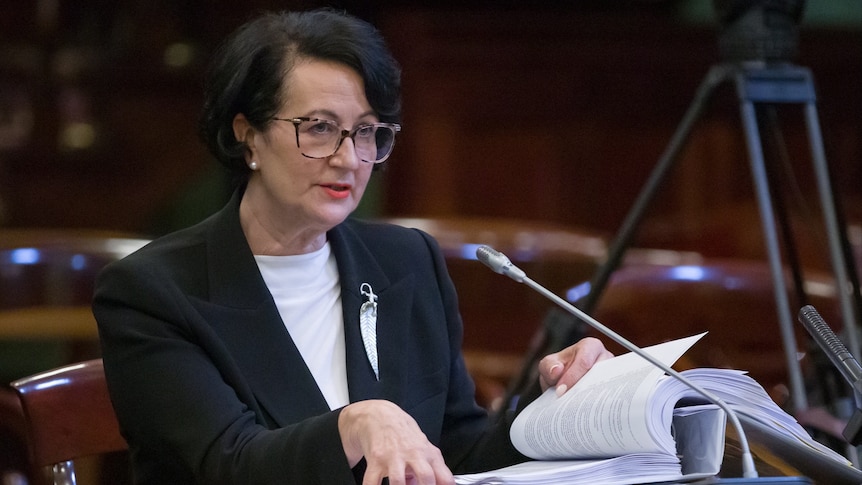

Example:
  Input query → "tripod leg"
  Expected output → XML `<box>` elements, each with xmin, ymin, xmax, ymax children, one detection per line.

<box><xmin>520</xmin><ymin>65</ymin><xmax>735</xmax><ymax>406</ymax></box>
<box><xmin>758</xmin><ymin>106</ymin><xmax>809</xmax><ymax>307</ymax></box>
<box><xmin>806</xmin><ymin>98</ymin><xmax>862</xmax><ymax>467</ymax></box>
<box><xmin>738</xmin><ymin>97</ymin><xmax>809</xmax><ymax>412</ymax></box>
<box><xmin>577</xmin><ymin>64</ymin><xmax>734</xmax><ymax>315</ymax></box>
<box><xmin>805</xmin><ymin>101</ymin><xmax>862</xmax><ymax>359</ymax></box>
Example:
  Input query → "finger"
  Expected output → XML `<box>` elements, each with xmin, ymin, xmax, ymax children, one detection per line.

<box><xmin>366</xmin><ymin>456</ymin><xmax>407</xmax><ymax>485</ymax></box>
<box><xmin>403</xmin><ymin>462</ymin><xmax>436</xmax><ymax>485</ymax></box>
<box><xmin>537</xmin><ymin>354</ymin><xmax>567</xmax><ymax>390</ymax></box>
<box><xmin>384</xmin><ymin>471</ymin><xmax>406</xmax><ymax>485</ymax></box>
<box><xmin>429</xmin><ymin>454</ymin><xmax>455</xmax><ymax>485</ymax></box>
<box><xmin>556</xmin><ymin>341</ymin><xmax>613</xmax><ymax>391</ymax></box>
<box><xmin>363</xmin><ymin>454</ymin><xmax>404</xmax><ymax>485</ymax></box>
<box><xmin>539</xmin><ymin>337</ymin><xmax>610</xmax><ymax>392</ymax></box>
<box><xmin>407</xmin><ymin>445</ymin><xmax>453</xmax><ymax>485</ymax></box>
<box><xmin>362</xmin><ymin>468</ymin><xmax>387</xmax><ymax>485</ymax></box>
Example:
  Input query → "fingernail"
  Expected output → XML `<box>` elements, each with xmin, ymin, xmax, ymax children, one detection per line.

<box><xmin>555</xmin><ymin>384</ymin><xmax>568</xmax><ymax>397</ymax></box>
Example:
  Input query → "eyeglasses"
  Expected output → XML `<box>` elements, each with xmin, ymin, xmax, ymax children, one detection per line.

<box><xmin>273</xmin><ymin>117</ymin><xmax>401</xmax><ymax>164</ymax></box>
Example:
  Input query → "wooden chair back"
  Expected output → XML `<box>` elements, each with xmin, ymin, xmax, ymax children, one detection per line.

<box><xmin>586</xmin><ymin>259</ymin><xmax>842</xmax><ymax>394</ymax></box>
<box><xmin>1</xmin><ymin>386</ymin><xmax>29</xmax><ymax>483</ymax></box>
<box><xmin>0</xmin><ymin>229</ymin><xmax>149</xmax><ymax>309</ymax></box>
<box><xmin>10</xmin><ymin>359</ymin><xmax>127</xmax><ymax>485</ymax></box>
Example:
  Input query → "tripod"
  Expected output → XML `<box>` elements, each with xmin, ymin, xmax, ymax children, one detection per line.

<box><xmin>494</xmin><ymin>62</ymin><xmax>862</xmax><ymax>433</ymax></box>
<box><xmin>576</xmin><ymin>61</ymin><xmax>862</xmax><ymax>416</ymax></box>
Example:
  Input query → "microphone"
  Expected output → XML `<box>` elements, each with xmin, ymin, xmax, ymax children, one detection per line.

<box><xmin>797</xmin><ymin>304</ymin><xmax>862</xmax><ymax>445</ymax></box>
<box><xmin>476</xmin><ymin>245</ymin><xmax>805</xmax><ymax>483</ymax></box>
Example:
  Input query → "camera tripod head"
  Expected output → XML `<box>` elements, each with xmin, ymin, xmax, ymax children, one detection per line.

<box><xmin>713</xmin><ymin>0</ymin><xmax>806</xmax><ymax>64</ymax></box>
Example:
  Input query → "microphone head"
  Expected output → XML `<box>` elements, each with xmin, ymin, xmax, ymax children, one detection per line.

<box><xmin>798</xmin><ymin>304</ymin><xmax>817</xmax><ymax>321</ymax></box>
<box><xmin>475</xmin><ymin>245</ymin><xmax>526</xmax><ymax>282</ymax></box>
<box><xmin>475</xmin><ymin>245</ymin><xmax>504</xmax><ymax>273</ymax></box>
<box><xmin>799</xmin><ymin>304</ymin><xmax>853</xmax><ymax>358</ymax></box>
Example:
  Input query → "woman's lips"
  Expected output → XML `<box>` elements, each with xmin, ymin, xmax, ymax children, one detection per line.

<box><xmin>320</xmin><ymin>183</ymin><xmax>351</xmax><ymax>199</ymax></box>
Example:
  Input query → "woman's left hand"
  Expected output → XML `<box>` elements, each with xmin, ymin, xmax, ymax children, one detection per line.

<box><xmin>537</xmin><ymin>337</ymin><xmax>614</xmax><ymax>395</ymax></box>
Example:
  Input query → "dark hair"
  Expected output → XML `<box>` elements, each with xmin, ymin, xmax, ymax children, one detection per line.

<box><xmin>198</xmin><ymin>9</ymin><xmax>402</xmax><ymax>182</ymax></box>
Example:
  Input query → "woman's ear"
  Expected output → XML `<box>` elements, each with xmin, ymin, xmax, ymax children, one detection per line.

<box><xmin>232</xmin><ymin>113</ymin><xmax>256</xmax><ymax>161</ymax></box>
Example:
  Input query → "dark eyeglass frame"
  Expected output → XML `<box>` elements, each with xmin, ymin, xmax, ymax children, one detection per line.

<box><xmin>272</xmin><ymin>116</ymin><xmax>401</xmax><ymax>164</ymax></box>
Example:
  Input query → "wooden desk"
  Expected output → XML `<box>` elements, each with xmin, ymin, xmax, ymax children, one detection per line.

<box><xmin>0</xmin><ymin>306</ymin><xmax>97</xmax><ymax>340</ymax></box>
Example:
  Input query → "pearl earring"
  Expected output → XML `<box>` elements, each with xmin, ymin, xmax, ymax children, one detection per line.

<box><xmin>248</xmin><ymin>161</ymin><xmax>259</xmax><ymax>170</ymax></box>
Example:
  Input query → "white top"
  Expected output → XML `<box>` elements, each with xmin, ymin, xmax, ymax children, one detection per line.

<box><xmin>254</xmin><ymin>242</ymin><xmax>349</xmax><ymax>410</ymax></box>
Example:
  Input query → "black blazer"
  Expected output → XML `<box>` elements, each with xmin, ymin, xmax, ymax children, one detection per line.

<box><xmin>94</xmin><ymin>190</ymin><xmax>525</xmax><ymax>484</ymax></box>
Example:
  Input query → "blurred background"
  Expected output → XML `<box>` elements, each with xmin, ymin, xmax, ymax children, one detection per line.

<box><xmin>0</xmin><ymin>0</ymin><xmax>858</xmax><ymax>237</ymax></box>
<box><xmin>1</xmin><ymin>0</ymin><xmax>861</xmax><ymax>481</ymax></box>
<box><xmin>2</xmin><ymin>0</ymin><xmax>862</xmax><ymax>398</ymax></box>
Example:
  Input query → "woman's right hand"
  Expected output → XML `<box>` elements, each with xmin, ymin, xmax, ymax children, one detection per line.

<box><xmin>338</xmin><ymin>399</ymin><xmax>455</xmax><ymax>485</ymax></box>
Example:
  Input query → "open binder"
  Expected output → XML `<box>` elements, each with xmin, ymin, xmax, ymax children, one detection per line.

<box><xmin>454</xmin><ymin>334</ymin><xmax>862</xmax><ymax>484</ymax></box>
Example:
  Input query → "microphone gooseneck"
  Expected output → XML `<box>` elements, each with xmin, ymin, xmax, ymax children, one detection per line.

<box><xmin>798</xmin><ymin>304</ymin><xmax>862</xmax><ymax>446</ymax></box>
<box><xmin>475</xmin><ymin>244</ymin><xmax>760</xmax><ymax>479</ymax></box>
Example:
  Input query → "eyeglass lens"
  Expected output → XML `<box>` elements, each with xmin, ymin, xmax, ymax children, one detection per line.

<box><xmin>297</xmin><ymin>120</ymin><xmax>396</xmax><ymax>163</ymax></box>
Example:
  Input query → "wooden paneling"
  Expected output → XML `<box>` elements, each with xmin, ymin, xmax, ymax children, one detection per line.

<box><xmin>377</xmin><ymin>7</ymin><xmax>862</xmax><ymax>250</ymax></box>
<box><xmin>0</xmin><ymin>0</ymin><xmax>859</xmax><ymax>424</ymax></box>
<box><xmin>1</xmin><ymin>4</ymin><xmax>859</xmax><ymax>240</ymax></box>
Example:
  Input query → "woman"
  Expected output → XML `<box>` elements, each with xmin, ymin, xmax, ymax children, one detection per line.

<box><xmin>93</xmin><ymin>8</ymin><xmax>611</xmax><ymax>485</ymax></box>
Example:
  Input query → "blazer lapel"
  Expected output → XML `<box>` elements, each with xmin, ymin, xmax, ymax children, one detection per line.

<box><xmin>197</xmin><ymin>193</ymin><xmax>419</xmax><ymax>426</ymax></box>
<box><xmin>329</xmin><ymin>222</ymin><xmax>414</xmax><ymax>405</ymax></box>
<box><xmin>200</xmin><ymin>190</ymin><xmax>330</xmax><ymax>426</ymax></box>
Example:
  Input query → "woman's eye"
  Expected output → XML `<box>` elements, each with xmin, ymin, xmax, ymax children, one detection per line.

<box><xmin>355</xmin><ymin>125</ymin><xmax>375</xmax><ymax>138</ymax></box>
<box><xmin>308</xmin><ymin>122</ymin><xmax>336</xmax><ymax>135</ymax></box>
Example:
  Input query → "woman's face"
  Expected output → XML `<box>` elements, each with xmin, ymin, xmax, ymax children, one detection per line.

<box><xmin>236</xmin><ymin>59</ymin><xmax>377</xmax><ymax>249</ymax></box>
